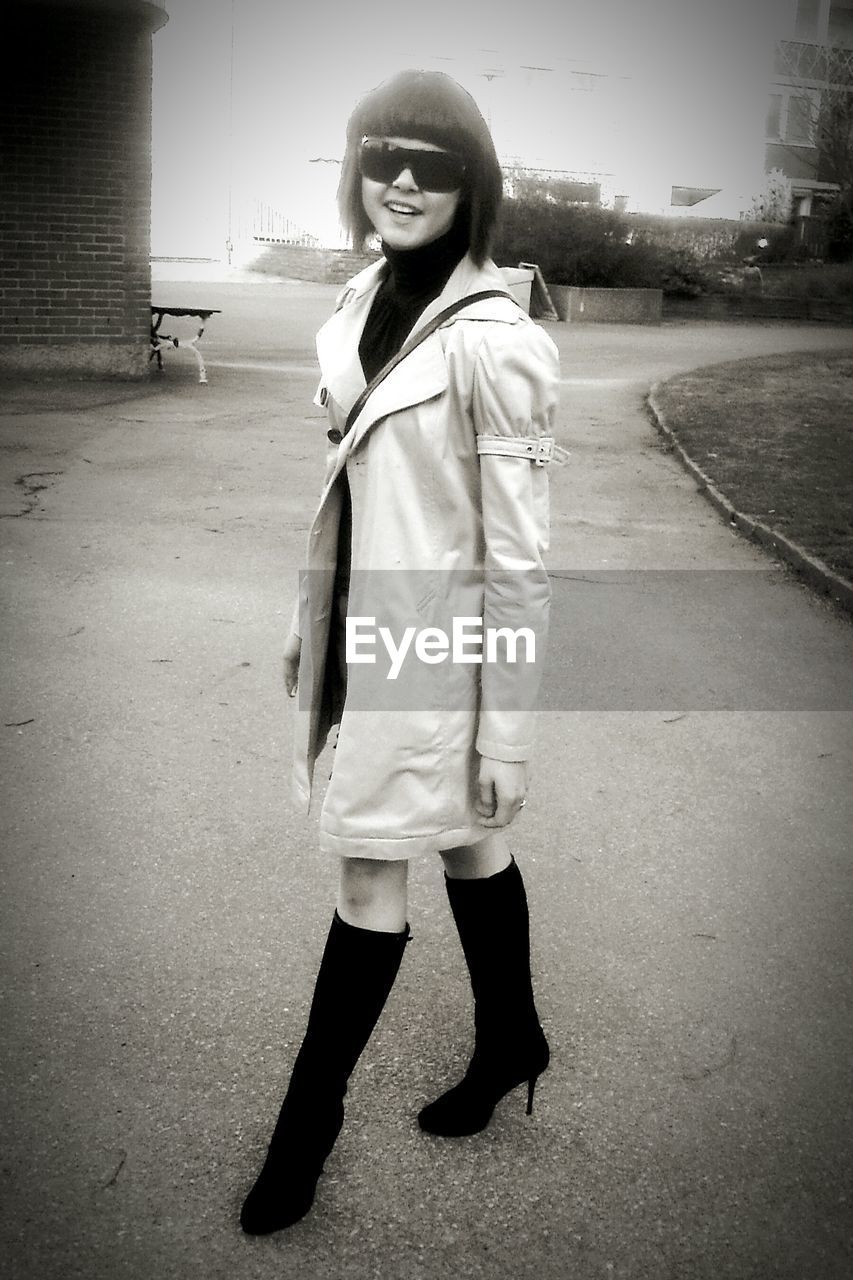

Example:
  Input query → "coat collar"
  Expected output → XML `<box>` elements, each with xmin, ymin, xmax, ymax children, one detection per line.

<box><xmin>315</xmin><ymin>253</ymin><xmax>513</xmax><ymax>418</ymax></box>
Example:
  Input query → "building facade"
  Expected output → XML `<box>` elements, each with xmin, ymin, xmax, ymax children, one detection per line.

<box><xmin>766</xmin><ymin>0</ymin><xmax>853</xmax><ymax>217</ymax></box>
<box><xmin>1</xmin><ymin>0</ymin><xmax>168</xmax><ymax>378</ymax></box>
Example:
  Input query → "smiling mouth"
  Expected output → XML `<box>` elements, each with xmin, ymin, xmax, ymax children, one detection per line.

<box><xmin>385</xmin><ymin>202</ymin><xmax>421</xmax><ymax>216</ymax></box>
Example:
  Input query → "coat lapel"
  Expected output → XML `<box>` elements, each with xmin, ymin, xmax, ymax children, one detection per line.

<box><xmin>313</xmin><ymin>264</ymin><xmax>382</xmax><ymax>414</ymax></box>
<box><xmin>348</xmin><ymin>330</ymin><xmax>449</xmax><ymax>451</ymax></box>
<box><xmin>345</xmin><ymin>255</ymin><xmax>504</xmax><ymax>451</ymax></box>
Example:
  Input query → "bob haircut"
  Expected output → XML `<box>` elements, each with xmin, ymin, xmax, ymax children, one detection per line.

<box><xmin>337</xmin><ymin>70</ymin><xmax>504</xmax><ymax>266</ymax></box>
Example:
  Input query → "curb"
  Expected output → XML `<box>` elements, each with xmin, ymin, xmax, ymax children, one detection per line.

<box><xmin>646</xmin><ymin>384</ymin><xmax>853</xmax><ymax>620</ymax></box>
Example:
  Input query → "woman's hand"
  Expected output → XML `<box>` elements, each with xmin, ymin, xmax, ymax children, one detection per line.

<box><xmin>283</xmin><ymin>632</ymin><xmax>302</xmax><ymax>698</ymax></box>
<box><xmin>476</xmin><ymin>757</ymin><xmax>528</xmax><ymax>827</ymax></box>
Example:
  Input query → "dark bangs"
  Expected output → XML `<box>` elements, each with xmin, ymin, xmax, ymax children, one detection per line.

<box><xmin>355</xmin><ymin>71</ymin><xmax>483</xmax><ymax>154</ymax></box>
<box><xmin>337</xmin><ymin>70</ymin><xmax>504</xmax><ymax>266</ymax></box>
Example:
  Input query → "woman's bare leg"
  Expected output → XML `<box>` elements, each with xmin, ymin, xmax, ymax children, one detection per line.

<box><xmin>337</xmin><ymin>857</ymin><xmax>409</xmax><ymax>932</ymax></box>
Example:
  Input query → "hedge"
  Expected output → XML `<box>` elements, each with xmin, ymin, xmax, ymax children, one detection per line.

<box><xmin>492</xmin><ymin>203</ymin><xmax>713</xmax><ymax>294</ymax></box>
<box><xmin>491</xmin><ymin>190</ymin><xmax>818</xmax><ymax>293</ymax></box>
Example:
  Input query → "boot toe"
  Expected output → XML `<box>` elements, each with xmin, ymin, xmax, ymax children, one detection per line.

<box><xmin>418</xmin><ymin>1038</ymin><xmax>550</xmax><ymax>1137</ymax></box>
<box><xmin>239</xmin><ymin>1171</ymin><xmax>318</xmax><ymax>1235</ymax></box>
<box><xmin>417</xmin><ymin>1081</ymin><xmax>495</xmax><ymax>1137</ymax></box>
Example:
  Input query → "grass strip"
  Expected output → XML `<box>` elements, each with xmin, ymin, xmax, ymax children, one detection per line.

<box><xmin>653</xmin><ymin>351</ymin><xmax>853</xmax><ymax>584</ymax></box>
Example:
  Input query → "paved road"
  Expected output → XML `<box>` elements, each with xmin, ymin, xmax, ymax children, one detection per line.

<box><xmin>1</xmin><ymin>279</ymin><xmax>851</xmax><ymax>1280</ymax></box>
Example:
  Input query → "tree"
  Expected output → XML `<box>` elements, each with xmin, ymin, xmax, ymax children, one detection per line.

<box><xmin>817</xmin><ymin>54</ymin><xmax>853</xmax><ymax>260</ymax></box>
<box><xmin>745</xmin><ymin>167</ymin><xmax>793</xmax><ymax>222</ymax></box>
<box><xmin>815</xmin><ymin>48</ymin><xmax>853</xmax><ymax>199</ymax></box>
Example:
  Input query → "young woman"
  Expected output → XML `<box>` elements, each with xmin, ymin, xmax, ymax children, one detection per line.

<box><xmin>240</xmin><ymin>69</ymin><xmax>560</xmax><ymax>1235</ymax></box>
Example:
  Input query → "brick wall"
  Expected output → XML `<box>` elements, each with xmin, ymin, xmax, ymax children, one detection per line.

<box><xmin>1</xmin><ymin>4</ymin><xmax>162</xmax><ymax>377</ymax></box>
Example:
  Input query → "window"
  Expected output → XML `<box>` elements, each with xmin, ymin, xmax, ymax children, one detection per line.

<box><xmin>787</xmin><ymin>95</ymin><xmax>816</xmax><ymax>144</ymax></box>
<box><xmin>794</xmin><ymin>0</ymin><xmax>821</xmax><ymax>40</ymax></box>
<box><xmin>766</xmin><ymin>87</ymin><xmax>819</xmax><ymax>145</ymax></box>
<box><xmin>828</xmin><ymin>2</ymin><xmax>853</xmax><ymax>49</ymax></box>
<box><xmin>766</xmin><ymin>94</ymin><xmax>782</xmax><ymax>139</ymax></box>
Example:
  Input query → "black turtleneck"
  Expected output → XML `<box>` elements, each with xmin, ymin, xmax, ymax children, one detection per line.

<box><xmin>358</xmin><ymin>220</ymin><xmax>469</xmax><ymax>382</ymax></box>
<box><xmin>332</xmin><ymin>222</ymin><xmax>469</xmax><ymax>625</ymax></box>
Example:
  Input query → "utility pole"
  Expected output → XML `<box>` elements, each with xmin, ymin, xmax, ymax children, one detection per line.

<box><xmin>226</xmin><ymin>0</ymin><xmax>235</xmax><ymax>266</ymax></box>
<box><xmin>479</xmin><ymin>66</ymin><xmax>505</xmax><ymax>133</ymax></box>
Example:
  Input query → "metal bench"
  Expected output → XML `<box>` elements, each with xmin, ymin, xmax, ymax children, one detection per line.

<box><xmin>150</xmin><ymin>305</ymin><xmax>221</xmax><ymax>384</ymax></box>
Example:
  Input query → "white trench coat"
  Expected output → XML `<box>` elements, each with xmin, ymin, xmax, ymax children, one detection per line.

<box><xmin>291</xmin><ymin>252</ymin><xmax>560</xmax><ymax>859</ymax></box>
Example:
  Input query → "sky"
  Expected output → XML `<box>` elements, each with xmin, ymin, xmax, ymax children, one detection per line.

<box><xmin>151</xmin><ymin>0</ymin><xmax>792</xmax><ymax>256</ymax></box>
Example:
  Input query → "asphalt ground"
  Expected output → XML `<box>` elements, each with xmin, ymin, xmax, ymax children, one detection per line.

<box><xmin>1</xmin><ymin>276</ymin><xmax>852</xmax><ymax>1280</ymax></box>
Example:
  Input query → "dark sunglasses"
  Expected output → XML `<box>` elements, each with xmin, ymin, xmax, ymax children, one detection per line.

<box><xmin>358</xmin><ymin>137</ymin><xmax>466</xmax><ymax>193</ymax></box>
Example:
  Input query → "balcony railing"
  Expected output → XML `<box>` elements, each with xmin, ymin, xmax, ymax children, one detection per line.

<box><xmin>776</xmin><ymin>39</ymin><xmax>853</xmax><ymax>84</ymax></box>
<box><xmin>250</xmin><ymin>203</ymin><xmax>320</xmax><ymax>247</ymax></box>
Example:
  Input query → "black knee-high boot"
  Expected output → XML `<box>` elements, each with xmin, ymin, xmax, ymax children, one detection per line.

<box><xmin>418</xmin><ymin>858</ymin><xmax>549</xmax><ymax>1137</ymax></box>
<box><xmin>240</xmin><ymin>911</ymin><xmax>410</xmax><ymax>1234</ymax></box>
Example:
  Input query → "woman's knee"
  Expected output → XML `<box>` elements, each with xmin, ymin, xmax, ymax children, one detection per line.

<box><xmin>337</xmin><ymin>858</ymin><xmax>409</xmax><ymax>931</ymax></box>
<box><xmin>441</xmin><ymin>831</ymin><xmax>512</xmax><ymax>880</ymax></box>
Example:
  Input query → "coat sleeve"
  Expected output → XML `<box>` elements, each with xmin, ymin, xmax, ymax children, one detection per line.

<box><xmin>289</xmin><ymin>591</ymin><xmax>303</xmax><ymax>640</ymax></box>
<box><xmin>470</xmin><ymin>319</ymin><xmax>560</xmax><ymax>762</ymax></box>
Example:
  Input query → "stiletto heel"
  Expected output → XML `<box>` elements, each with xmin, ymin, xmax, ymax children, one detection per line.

<box><xmin>417</xmin><ymin>861</ymin><xmax>550</xmax><ymax>1138</ymax></box>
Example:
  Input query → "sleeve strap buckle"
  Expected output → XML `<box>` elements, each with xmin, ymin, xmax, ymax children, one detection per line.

<box><xmin>476</xmin><ymin>434</ymin><xmax>555</xmax><ymax>466</ymax></box>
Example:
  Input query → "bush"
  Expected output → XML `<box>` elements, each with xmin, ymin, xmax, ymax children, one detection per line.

<box><xmin>759</xmin><ymin>261</ymin><xmax>853</xmax><ymax>300</ymax></box>
<box><xmin>492</xmin><ymin>181</ymin><xmax>836</xmax><ymax>292</ymax></box>
<box><xmin>743</xmin><ymin>167</ymin><xmax>794</xmax><ymax>224</ymax></box>
<box><xmin>651</xmin><ymin>246</ymin><xmax>709</xmax><ymax>297</ymax></box>
<box><xmin>626</xmin><ymin>214</ymin><xmax>765</xmax><ymax>263</ymax></box>
<box><xmin>492</xmin><ymin>199</ymin><xmax>707</xmax><ymax>294</ymax></box>
<box><xmin>733</xmin><ymin>223</ymin><xmax>808</xmax><ymax>264</ymax></box>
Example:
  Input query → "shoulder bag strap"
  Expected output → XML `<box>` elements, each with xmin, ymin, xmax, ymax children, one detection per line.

<box><xmin>343</xmin><ymin>289</ymin><xmax>518</xmax><ymax>436</ymax></box>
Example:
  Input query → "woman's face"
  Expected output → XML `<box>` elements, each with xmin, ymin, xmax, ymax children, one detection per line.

<box><xmin>360</xmin><ymin>136</ymin><xmax>463</xmax><ymax>251</ymax></box>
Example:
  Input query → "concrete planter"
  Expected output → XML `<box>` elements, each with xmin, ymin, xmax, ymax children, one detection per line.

<box><xmin>663</xmin><ymin>294</ymin><xmax>853</xmax><ymax>325</ymax></box>
<box><xmin>549</xmin><ymin>285</ymin><xmax>662</xmax><ymax>325</ymax></box>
